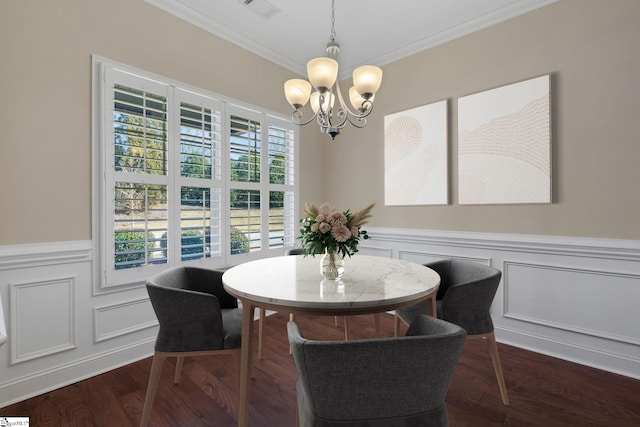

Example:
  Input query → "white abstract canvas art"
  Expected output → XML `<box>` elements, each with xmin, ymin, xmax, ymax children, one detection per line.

<box><xmin>384</xmin><ymin>100</ymin><xmax>448</xmax><ymax>206</ymax></box>
<box><xmin>458</xmin><ymin>75</ymin><xmax>551</xmax><ymax>204</ymax></box>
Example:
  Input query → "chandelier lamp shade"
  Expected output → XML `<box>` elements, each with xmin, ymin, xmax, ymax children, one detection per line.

<box><xmin>283</xmin><ymin>0</ymin><xmax>383</xmax><ymax>139</ymax></box>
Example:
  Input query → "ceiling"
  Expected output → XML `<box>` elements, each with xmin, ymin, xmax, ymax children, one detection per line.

<box><xmin>145</xmin><ymin>0</ymin><xmax>557</xmax><ymax>79</ymax></box>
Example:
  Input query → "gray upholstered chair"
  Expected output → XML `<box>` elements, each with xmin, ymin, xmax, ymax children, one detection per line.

<box><xmin>288</xmin><ymin>314</ymin><xmax>466</xmax><ymax>427</ymax></box>
<box><xmin>140</xmin><ymin>266</ymin><xmax>242</xmax><ymax>427</ymax></box>
<box><xmin>395</xmin><ymin>259</ymin><xmax>509</xmax><ymax>405</ymax></box>
<box><xmin>285</xmin><ymin>248</ymin><xmax>306</xmax><ymax>256</ymax></box>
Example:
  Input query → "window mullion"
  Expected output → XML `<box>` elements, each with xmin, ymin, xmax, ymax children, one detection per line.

<box><xmin>168</xmin><ymin>86</ymin><xmax>180</xmax><ymax>267</ymax></box>
<box><xmin>261</xmin><ymin>116</ymin><xmax>270</xmax><ymax>253</ymax></box>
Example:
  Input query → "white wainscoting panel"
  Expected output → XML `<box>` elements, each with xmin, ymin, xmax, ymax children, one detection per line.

<box><xmin>503</xmin><ymin>261</ymin><xmax>640</xmax><ymax>345</ymax></box>
<box><xmin>358</xmin><ymin>246</ymin><xmax>392</xmax><ymax>258</ymax></box>
<box><xmin>9</xmin><ymin>277</ymin><xmax>76</xmax><ymax>364</ymax></box>
<box><xmin>361</xmin><ymin>227</ymin><xmax>640</xmax><ymax>380</ymax></box>
<box><xmin>93</xmin><ymin>298</ymin><xmax>157</xmax><ymax>343</ymax></box>
<box><xmin>0</xmin><ymin>292</ymin><xmax>6</xmax><ymax>348</ymax></box>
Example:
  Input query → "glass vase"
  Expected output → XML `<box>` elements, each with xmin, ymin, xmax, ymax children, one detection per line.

<box><xmin>321</xmin><ymin>249</ymin><xmax>345</xmax><ymax>280</ymax></box>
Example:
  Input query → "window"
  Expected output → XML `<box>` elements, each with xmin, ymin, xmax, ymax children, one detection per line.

<box><xmin>94</xmin><ymin>57</ymin><xmax>298</xmax><ymax>289</ymax></box>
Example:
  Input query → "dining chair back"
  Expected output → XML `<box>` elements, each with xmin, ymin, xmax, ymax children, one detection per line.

<box><xmin>395</xmin><ymin>258</ymin><xmax>509</xmax><ymax>405</ymax></box>
<box><xmin>140</xmin><ymin>266</ymin><xmax>242</xmax><ymax>427</ymax></box>
<box><xmin>288</xmin><ymin>314</ymin><xmax>466</xmax><ymax>427</ymax></box>
<box><xmin>286</xmin><ymin>248</ymin><xmax>305</xmax><ymax>256</ymax></box>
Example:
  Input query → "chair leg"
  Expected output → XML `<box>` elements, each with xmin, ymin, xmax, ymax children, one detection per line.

<box><xmin>235</xmin><ymin>349</ymin><xmax>242</xmax><ymax>406</ymax></box>
<box><xmin>335</xmin><ymin>316</ymin><xmax>340</xmax><ymax>327</ymax></box>
<box><xmin>140</xmin><ymin>352</ymin><xmax>166</xmax><ymax>427</ymax></box>
<box><xmin>258</xmin><ymin>308</ymin><xmax>266</xmax><ymax>360</ymax></box>
<box><xmin>393</xmin><ymin>313</ymin><xmax>401</xmax><ymax>337</ymax></box>
<box><xmin>174</xmin><ymin>355</ymin><xmax>184</xmax><ymax>384</ymax></box>
<box><xmin>485</xmin><ymin>332</ymin><xmax>509</xmax><ymax>405</ymax></box>
<box><xmin>343</xmin><ymin>316</ymin><xmax>350</xmax><ymax>340</ymax></box>
<box><xmin>289</xmin><ymin>313</ymin><xmax>295</xmax><ymax>355</ymax></box>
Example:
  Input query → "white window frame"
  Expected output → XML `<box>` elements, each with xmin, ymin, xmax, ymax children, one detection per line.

<box><xmin>91</xmin><ymin>56</ymin><xmax>299</xmax><ymax>293</ymax></box>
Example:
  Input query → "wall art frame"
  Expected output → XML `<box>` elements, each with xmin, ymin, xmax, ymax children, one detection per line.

<box><xmin>384</xmin><ymin>99</ymin><xmax>448</xmax><ymax>206</ymax></box>
<box><xmin>457</xmin><ymin>74</ymin><xmax>551</xmax><ymax>205</ymax></box>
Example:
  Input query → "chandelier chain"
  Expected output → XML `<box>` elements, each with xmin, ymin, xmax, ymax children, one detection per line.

<box><xmin>330</xmin><ymin>0</ymin><xmax>336</xmax><ymax>42</ymax></box>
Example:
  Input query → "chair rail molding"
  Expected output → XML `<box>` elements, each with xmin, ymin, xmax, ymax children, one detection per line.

<box><xmin>0</xmin><ymin>240</ymin><xmax>93</xmax><ymax>270</ymax></box>
<box><xmin>367</xmin><ymin>227</ymin><xmax>640</xmax><ymax>260</ymax></box>
<box><xmin>361</xmin><ymin>227</ymin><xmax>640</xmax><ymax>380</ymax></box>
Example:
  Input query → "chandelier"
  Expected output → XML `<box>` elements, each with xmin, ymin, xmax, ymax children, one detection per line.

<box><xmin>283</xmin><ymin>0</ymin><xmax>383</xmax><ymax>139</ymax></box>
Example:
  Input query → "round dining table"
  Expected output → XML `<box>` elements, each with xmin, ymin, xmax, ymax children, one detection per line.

<box><xmin>222</xmin><ymin>254</ymin><xmax>440</xmax><ymax>427</ymax></box>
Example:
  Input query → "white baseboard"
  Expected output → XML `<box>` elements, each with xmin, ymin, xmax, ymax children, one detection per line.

<box><xmin>1</xmin><ymin>336</ymin><xmax>154</xmax><ymax>407</ymax></box>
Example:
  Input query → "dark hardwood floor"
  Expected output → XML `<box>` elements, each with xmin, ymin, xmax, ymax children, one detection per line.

<box><xmin>2</xmin><ymin>313</ymin><xmax>639</xmax><ymax>426</ymax></box>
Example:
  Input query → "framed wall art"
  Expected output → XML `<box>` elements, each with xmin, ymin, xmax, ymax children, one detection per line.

<box><xmin>457</xmin><ymin>75</ymin><xmax>551</xmax><ymax>205</ymax></box>
<box><xmin>384</xmin><ymin>99</ymin><xmax>448</xmax><ymax>206</ymax></box>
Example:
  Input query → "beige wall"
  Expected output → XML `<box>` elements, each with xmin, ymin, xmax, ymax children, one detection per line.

<box><xmin>0</xmin><ymin>0</ymin><xmax>324</xmax><ymax>245</ymax></box>
<box><xmin>325</xmin><ymin>0</ymin><xmax>640</xmax><ymax>240</ymax></box>
<box><xmin>1</xmin><ymin>0</ymin><xmax>639</xmax><ymax>245</ymax></box>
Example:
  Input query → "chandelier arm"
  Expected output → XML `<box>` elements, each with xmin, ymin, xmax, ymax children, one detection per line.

<box><xmin>318</xmin><ymin>91</ymin><xmax>331</xmax><ymax>117</ymax></box>
<box><xmin>344</xmin><ymin>115</ymin><xmax>368</xmax><ymax>129</ymax></box>
<box><xmin>291</xmin><ymin>110</ymin><xmax>319</xmax><ymax>126</ymax></box>
<box><xmin>318</xmin><ymin>89</ymin><xmax>347</xmax><ymax>130</ymax></box>
<box><xmin>291</xmin><ymin>111</ymin><xmax>317</xmax><ymax>126</ymax></box>
<box><xmin>316</xmin><ymin>111</ymin><xmax>332</xmax><ymax>133</ymax></box>
<box><xmin>331</xmin><ymin>108</ymin><xmax>349</xmax><ymax>129</ymax></box>
<box><xmin>333</xmin><ymin>80</ymin><xmax>373</xmax><ymax>120</ymax></box>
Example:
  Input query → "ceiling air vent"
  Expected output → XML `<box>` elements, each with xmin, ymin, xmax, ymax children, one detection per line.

<box><xmin>239</xmin><ymin>0</ymin><xmax>281</xmax><ymax>20</ymax></box>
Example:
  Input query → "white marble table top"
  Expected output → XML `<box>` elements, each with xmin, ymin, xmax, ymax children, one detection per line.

<box><xmin>222</xmin><ymin>254</ymin><xmax>440</xmax><ymax>315</ymax></box>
